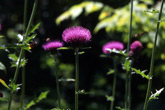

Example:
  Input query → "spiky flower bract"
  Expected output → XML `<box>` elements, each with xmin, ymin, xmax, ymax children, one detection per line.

<box><xmin>62</xmin><ymin>26</ymin><xmax>91</xmax><ymax>47</ymax></box>
<box><xmin>42</xmin><ymin>40</ymin><xmax>63</xmax><ymax>51</ymax></box>
<box><xmin>102</xmin><ymin>41</ymin><xmax>124</xmax><ymax>54</ymax></box>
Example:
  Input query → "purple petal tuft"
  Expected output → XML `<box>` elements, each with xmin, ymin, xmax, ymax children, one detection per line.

<box><xmin>42</xmin><ymin>40</ymin><xmax>63</xmax><ymax>51</ymax></box>
<box><xmin>102</xmin><ymin>41</ymin><xmax>124</xmax><ymax>54</ymax></box>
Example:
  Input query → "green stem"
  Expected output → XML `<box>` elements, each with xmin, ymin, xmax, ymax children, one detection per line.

<box><xmin>75</xmin><ymin>48</ymin><xmax>79</xmax><ymax>110</ymax></box>
<box><xmin>143</xmin><ymin>0</ymin><xmax>164</xmax><ymax>110</ymax></box>
<box><xmin>8</xmin><ymin>0</ymin><xmax>38</xmax><ymax>110</ymax></box>
<box><xmin>110</xmin><ymin>58</ymin><xmax>117</xmax><ymax>110</ymax></box>
<box><xmin>125</xmin><ymin>0</ymin><xmax>133</xmax><ymax>110</ymax></box>
<box><xmin>54</xmin><ymin>57</ymin><xmax>61</xmax><ymax>108</ymax></box>
<box><xmin>21</xmin><ymin>64</ymin><xmax>26</xmax><ymax>110</ymax></box>
<box><xmin>21</xmin><ymin>0</ymin><xmax>28</xmax><ymax>109</ymax></box>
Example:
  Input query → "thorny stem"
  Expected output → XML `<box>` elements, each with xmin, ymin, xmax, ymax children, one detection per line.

<box><xmin>143</xmin><ymin>0</ymin><xmax>164</xmax><ymax>110</ymax></box>
<box><xmin>8</xmin><ymin>0</ymin><xmax>38</xmax><ymax>110</ymax></box>
<box><xmin>21</xmin><ymin>0</ymin><xmax>28</xmax><ymax>109</ymax></box>
<box><xmin>54</xmin><ymin>56</ymin><xmax>61</xmax><ymax>108</ymax></box>
<box><xmin>110</xmin><ymin>58</ymin><xmax>118</xmax><ymax>110</ymax></box>
<box><xmin>75</xmin><ymin>48</ymin><xmax>79</xmax><ymax>110</ymax></box>
<box><xmin>125</xmin><ymin>0</ymin><xmax>133</xmax><ymax>110</ymax></box>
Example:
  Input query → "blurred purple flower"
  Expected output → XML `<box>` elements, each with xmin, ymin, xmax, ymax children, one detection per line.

<box><xmin>102</xmin><ymin>41</ymin><xmax>124</xmax><ymax>54</ymax></box>
<box><xmin>42</xmin><ymin>40</ymin><xmax>63</xmax><ymax>51</ymax></box>
<box><xmin>130</xmin><ymin>41</ymin><xmax>143</xmax><ymax>54</ymax></box>
<box><xmin>62</xmin><ymin>26</ymin><xmax>91</xmax><ymax>46</ymax></box>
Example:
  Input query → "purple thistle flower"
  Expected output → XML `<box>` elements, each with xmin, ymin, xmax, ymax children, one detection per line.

<box><xmin>130</xmin><ymin>40</ymin><xmax>143</xmax><ymax>54</ymax></box>
<box><xmin>102</xmin><ymin>41</ymin><xmax>124</xmax><ymax>54</ymax></box>
<box><xmin>42</xmin><ymin>40</ymin><xmax>63</xmax><ymax>51</ymax></box>
<box><xmin>62</xmin><ymin>26</ymin><xmax>91</xmax><ymax>46</ymax></box>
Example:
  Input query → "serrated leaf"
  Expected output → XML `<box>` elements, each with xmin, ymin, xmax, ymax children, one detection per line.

<box><xmin>29</xmin><ymin>22</ymin><xmax>40</xmax><ymax>34</ymax></box>
<box><xmin>0</xmin><ymin>78</ymin><xmax>10</xmax><ymax>89</ymax></box>
<box><xmin>24</xmin><ymin>91</ymin><xmax>49</xmax><ymax>110</ymax></box>
<box><xmin>123</xmin><ymin>60</ymin><xmax>131</xmax><ymax>72</ymax></box>
<box><xmin>0</xmin><ymin>62</ymin><xmax>6</xmax><ymax>72</ymax></box>
<box><xmin>149</xmin><ymin>88</ymin><xmax>164</xmax><ymax>100</ymax></box>
<box><xmin>9</xmin><ymin>80</ymin><xmax>21</xmax><ymax>93</ymax></box>
<box><xmin>132</xmin><ymin>68</ymin><xmax>150</xmax><ymax>80</ymax></box>
<box><xmin>107</xmin><ymin>69</ymin><xmax>115</xmax><ymax>75</ymax></box>
<box><xmin>105</xmin><ymin>95</ymin><xmax>114</xmax><ymax>102</ymax></box>
<box><xmin>25</xmin><ymin>34</ymin><xmax>37</xmax><ymax>44</ymax></box>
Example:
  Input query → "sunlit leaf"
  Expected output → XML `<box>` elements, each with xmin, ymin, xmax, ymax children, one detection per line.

<box><xmin>25</xmin><ymin>34</ymin><xmax>37</xmax><ymax>43</ymax></box>
<box><xmin>84</xmin><ymin>2</ymin><xmax>103</xmax><ymax>15</ymax></box>
<box><xmin>149</xmin><ymin>88</ymin><xmax>164</xmax><ymax>100</ymax></box>
<box><xmin>29</xmin><ymin>22</ymin><xmax>40</xmax><ymax>34</ymax></box>
<box><xmin>56</xmin><ymin>11</ymin><xmax>70</xmax><ymax>25</ymax></box>
<box><xmin>8</xmin><ymin>54</ymin><xmax>18</xmax><ymax>61</ymax></box>
<box><xmin>57</xmin><ymin>47</ymin><xmax>72</xmax><ymax>50</ymax></box>
<box><xmin>107</xmin><ymin>69</ymin><xmax>115</xmax><ymax>75</ymax></box>
<box><xmin>0</xmin><ymin>62</ymin><xmax>6</xmax><ymax>73</ymax></box>
<box><xmin>59</xmin><ymin>78</ymin><xmax>75</xmax><ymax>82</ymax></box>
<box><xmin>132</xmin><ymin>68</ymin><xmax>151</xmax><ymax>80</ymax></box>
<box><xmin>24</xmin><ymin>91</ymin><xmax>49</xmax><ymax>110</ymax></box>
<box><xmin>0</xmin><ymin>78</ymin><xmax>10</xmax><ymax>89</ymax></box>
<box><xmin>116</xmin><ymin>106</ymin><xmax>126</xmax><ymax>110</ymax></box>
<box><xmin>0</xmin><ymin>35</ymin><xmax>5</xmax><ymax>38</ymax></box>
<box><xmin>144</xmin><ymin>9</ymin><xmax>159</xmax><ymax>13</ymax></box>
<box><xmin>105</xmin><ymin>95</ymin><xmax>114</xmax><ymax>102</ymax></box>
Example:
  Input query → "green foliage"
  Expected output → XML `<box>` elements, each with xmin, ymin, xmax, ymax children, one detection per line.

<box><xmin>0</xmin><ymin>62</ymin><xmax>6</xmax><ymax>73</ymax></box>
<box><xmin>0</xmin><ymin>97</ymin><xmax>8</xmax><ymax>102</ymax></box>
<box><xmin>56</xmin><ymin>1</ymin><xmax>103</xmax><ymax>25</ymax></box>
<box><xmin>116</xmin><ymin>106</ymin><xmax>126</xmax><ymax>110</ymax></box>
<box><xmin>149</xmin><ymin>88</ymin><xmax>164</xmax><ymax>100</ymax></box>
<box><xmin>123</xmin><ymin>59</ymin><xmax>131</xmax><ymax>72</ymax></box>
<box><xmin>132</xmin><ymin>68</ymin><xmax>151</xmax><ymax>80</ymax></box>
<box><xmin>107</xmin><ymin>69</ymin><xmax>115</xmax><ymax>75</ymax></box>
<box><xmin>9</xmin><ymin>80</ymin><xmax>21</xmax><ymax>93</ymax></box>
<box><xmin>8</xmin><ymin>54</ymin><xmax>27</xmax><ymax>67</ymax></box>
<box><xmin>24</xmin><ymin>91</ymin><xmax>49</xmax><ymax>110</ymax></box>
<box><xmin>29</xmin><ymin>22</ymin><xmax>40</xmax><ymax>34</ymax></box>
<box><xmin>0</xmin><ymin>78</ymin><xmax>10</xmax><ymax>90</ymax></box>
<box><xmin>105</xmin><ymin>95</ymin><xmax>114</xmax><ymax>102</ymax></box>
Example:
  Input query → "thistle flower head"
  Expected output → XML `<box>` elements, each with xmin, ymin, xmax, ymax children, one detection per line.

<box><xmin>62</xmin><ymin>26</ymin><xmax>91</xmax><ymax>47</ymax></box>
<box><xmin>130</xmin><ymin>40</ymin><xmax>143</xmax><ymax>53</ymax></box>
<box><xmin>102</xmin><ymin>41</ymin><xmax>124</xmax><ymax>54</ymax></box>
<box><xmin>42</xmin><ymin>40</ymin><xmax>63</xmax><ymax>51</ymax></box>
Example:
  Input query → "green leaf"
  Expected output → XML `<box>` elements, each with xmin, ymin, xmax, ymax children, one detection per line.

<box><xmin>0</xmin><ymin>97</ymin><xmax>8</xmax><ymax>102</ymax></box>
<box><xmin>107</xmin><ymin>69</ymin><xmax>115</xmax><ymax>75</ymax></box>
<box><xmin>57</xmin><ymin>47</ymin><xmax>72</xmax><ymax>50</ymax></box>
<box><xmin>9</xmin><ymin>80</ymin><xmax>21</xmax><ymax>93</ymax></box>
<box><xmin>76</xmin><ymin>90</ymin><xmax>88</xmax><ymax>95</ymax></box>
<box><xmin>116</xmin><ymin>106</ymin><xmax>126</xmax><ymax>110</ymax></box>
<box><xmin>149</xmin><ymin>88</ymin><xmax>164</xmax><ymax>100</ymax></box>
<box><xmin>123</xmin><ymin>60</ymin><xmax>131</xmax><ymax>72</ymax></box>
<box><xmin>144</xmin><ymin>9</ymin><xmax>159</xmax><ymax>13</ymax></box>
<box><xmin>105</xmin><ymin>95</ymin><xmax>114</xmax><ymax>102</ymax></box>
<box><xmin>0</xmin><ymin>78</ymin><xmax>10</xmax><ymax>89</ymax></box>
<box><xmin>24</xmin><ymin>91</ymin><xmax>49</xmax><ymax>110</ymax></box>
<box><xmin>25</xmin><ymin>34</ymin><xmax>37</xmax><ymax>44</ymax></box>
<box><xmin>59</xmin><ymin>78</ymin><xmax>75</xmax><ymax>82</ymax></box>
<box><xmin>51</xmin><ymin>108</ymin><xmax>62</xmax><ymax>110</ymax></box>
<box><xmin>8</xmin><ymin>54</ymin><xmax>18</xmax><ymax>61</ymax></box>
<box><xmin>29</xmin><ymin>22</ymin><xmax>40</xmax><ymax>34</ymax></box>
<box><xmin>0</xmin><ymin>62</ymin><xmax>6</xmax><ymax>73</ymax></box>
<box><xmin>0</xmin><ymin>35</ymin><xmax>5</xmax><ymax>38</ymax></box>
<box><xmin>132</xmin><ymin>68</ymin><xmax>151</xmax><ymax>80</ymax></box>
